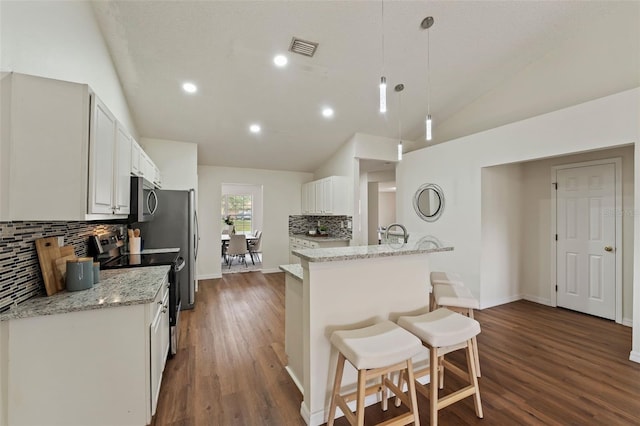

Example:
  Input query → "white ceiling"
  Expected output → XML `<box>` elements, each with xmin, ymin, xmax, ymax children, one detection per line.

<box><xmin>91</xmin><ymin>1</ymin><xmax>635</xmax><ymax>173</ymax></box>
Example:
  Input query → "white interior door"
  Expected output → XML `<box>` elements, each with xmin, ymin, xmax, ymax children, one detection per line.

<box><xmin>556</xmin><ymin>163</ymin><xmax>616</xmax><ymax>320</ymax></box>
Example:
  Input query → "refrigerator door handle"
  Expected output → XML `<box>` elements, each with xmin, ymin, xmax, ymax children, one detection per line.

<box><xmin>194</xmin><ymin>210</ymin><xmax>200</xmax><ymax>260</ymax></box>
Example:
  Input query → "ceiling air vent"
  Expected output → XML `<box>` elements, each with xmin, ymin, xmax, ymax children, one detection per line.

<box><xmin>289</xmin><ymin>37</ymin><xmax>318</xmax><ymax>57</ymax></box>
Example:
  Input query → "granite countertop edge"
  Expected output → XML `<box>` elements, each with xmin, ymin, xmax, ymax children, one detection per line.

<box><xmin>279</xmin><ymin>264</ymin><xmax>303</xmax><ymax>281</ymax></box>
<box><xmin>290</xmin><ymin>233</ymin><xmax>351</xmax><ymax>242</ymax></box>
<box><xmin>293</xmin><ymin>245</ymin><xmax>453</xmax><ymax>262</ymax></box>
<box><xmin>0</xmin><ymin>265</ymin><xmax>170</xmax><ymax>321</ymax></box>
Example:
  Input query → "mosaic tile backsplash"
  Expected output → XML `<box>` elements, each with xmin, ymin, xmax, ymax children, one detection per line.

<box><xmin>0</xmin><ymin>221</ymin><xmax>123</xmax><ymax>313</ymax></box>
<box><xmin>289</xmin><ymin>215</ymin><xmax>352</xmax><ymax>239</ymax></box>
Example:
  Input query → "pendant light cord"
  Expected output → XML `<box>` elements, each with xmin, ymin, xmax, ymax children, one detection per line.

<box><xmin>398</xmin><ymin>90</ymin><xmax>402</xmax><ymax>142</ymax></box>
<box><xmin>427</xmin><ymin>26</ymin><xmax>430</xmax><ymax>116</ymax></box>
<box><xmin>381</xmin><ymin>0</ymin><xmax>385</xmax><ymax>73</ymax></box>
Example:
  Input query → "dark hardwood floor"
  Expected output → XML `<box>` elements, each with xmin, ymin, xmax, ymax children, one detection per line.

<box><xmin>153</xmin><ymin>272</ymin><xmax>639</xmax><ymax>425</ymax></box>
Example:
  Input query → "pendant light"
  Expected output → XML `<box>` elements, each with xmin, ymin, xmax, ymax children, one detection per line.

<box><xmin>379</xmin><ymin>1</ymin><xmax>387</xmax><ymax>113</ymax></box>
<box><xmin>421</xmin><ymin>16</ymin><xmax>434</xmax><ymax>141</ymax></box>
<box><xmin>395</xmin><ymin>83</ymin><xmax>404</xmax><ymax>161</ymax></box>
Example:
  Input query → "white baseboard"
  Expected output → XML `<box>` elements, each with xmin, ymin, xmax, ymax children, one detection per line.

<box><xmin>522</xmin><ymin>294</ymin><xmax>552</xmax><ymax>306</ymax></box>
<box><xmin>480</xmin><ymin>294</ymin><xmax>523</xmax><ymax>309</ymax></box>
<box><xmin>622</xmin><ymin>318</ymin><xmax>633</xmax><ymax>327</ymax></box>
<box><xmin>197</xmin><ymin>273</ymin><xmax>221</xmax><ymax>280</ymax></box>
<box><xmin>261</xmin><ymin>267</ymin><xmax>282</xmax><ymax>274</ymax></box>
<box><xmin>629</xmin><ymin>350</ymin><xmax>640</xmax><ymax>364</ymax></box>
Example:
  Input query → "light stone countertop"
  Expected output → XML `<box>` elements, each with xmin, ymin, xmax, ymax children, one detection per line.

<box><xmin>0</xmin><ymin>266</ymin><xmax>170</xmax><ymax>321</ymax></box>
<box><xmin>291</xmin><ymin>234</ymin><xmax>351</xmax><ymax>243</ymax></box>
<box><xmin>292</xmin><ymin>236</ymin><xmax>453</xmax><ymax>263</ymax></box>
<box><xmin>279</xmin><ymin>264</ymin><xmax>303</xmax><ymax>281</ymax></box>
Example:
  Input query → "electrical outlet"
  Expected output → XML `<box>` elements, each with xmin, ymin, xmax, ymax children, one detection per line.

<box><xmin>57</xmin><ymin>236</ymin><xmax>64</xmax><ymax>246</ymax></box>
<box><xmin>347</xmin><ymin>220</ymin><xmax>352</xmax><ymax>230</ymax></box>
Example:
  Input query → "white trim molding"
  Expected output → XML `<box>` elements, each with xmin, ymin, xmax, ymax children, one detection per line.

<box><xmin>629</xmin><ymin>351</ymin><xmax>640</xmax><ymax>364</ymax></box>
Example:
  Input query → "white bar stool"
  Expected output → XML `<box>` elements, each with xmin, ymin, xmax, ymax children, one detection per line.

<box><xmin>428</xmin><ymin>271</ymin><xmax>465</xmax><ymax>312</ymax></box>
<box><xmin>432</xmin><ymin>282</ymin><xmax>482</xmax><ymax>377</ymax></box>
<box><xmin>327</xmin><ymin>320</ymin><xmax>423</xmax><ymax>426</ymax></box>
<box><xmin>397</xmin><ymin>308</ymin><xmax>483</xmax><ymax>426</ymax></box>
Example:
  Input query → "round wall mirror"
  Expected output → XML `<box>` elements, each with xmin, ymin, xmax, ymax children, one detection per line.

<box><xmin>413</xmin><ymin>183</ymin><xmax>445</xmax><ymax>222</ymax></box>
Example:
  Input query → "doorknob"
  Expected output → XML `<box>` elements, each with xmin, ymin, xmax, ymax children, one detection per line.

<box><xmin>604</xmin><ymin>246</ymin><xmax>613</xmax><ymax>252</ymax></box>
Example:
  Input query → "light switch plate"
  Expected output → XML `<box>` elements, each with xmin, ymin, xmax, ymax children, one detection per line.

<box><xmin>57</xmin><ymin>236</ymin><xmax>64</xmax><ymax>246</ymax></box>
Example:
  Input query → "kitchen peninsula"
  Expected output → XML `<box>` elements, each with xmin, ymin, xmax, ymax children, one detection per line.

<box><xmin>0</xmin><ymin>266</ymin><xmax>170</xmax><ymax>426</ymax></box>
<box><xmin>286</xmin><ymin>238</ymin><xmax>453</xmax><ymax>426</ymax></box>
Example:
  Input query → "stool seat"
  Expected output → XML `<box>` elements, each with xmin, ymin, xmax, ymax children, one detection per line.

<box><xmin>398</xmin><ymin>308</ymin><xmax>480</xmax><ymax>348</ymax></box>
<box><xmin>330</xmin><ymin>320</ymin><xmax>422</xmax><ymax>370</ymax></box>
<box><xmin>433</xmin><ymin>283</ymin><xmax>480</xmax><ymax>309</ymax></box>
<box><xmin>430</xmin><ymin>271</ymin><xmax>464</xmax><ymax>286</ymax></box>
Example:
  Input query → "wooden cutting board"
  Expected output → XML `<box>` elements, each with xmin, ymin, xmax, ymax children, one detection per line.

<box><xmin>35</xmin><ymin>237</ymin><xmax>62</xmax><ymax>296</ymax></box>
<box><xmin>54</xmin><ymin>246</ymin><xmax>76</xmax><ymax>291</ymax></box>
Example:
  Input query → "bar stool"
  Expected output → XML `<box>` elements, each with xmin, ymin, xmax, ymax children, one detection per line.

<box><xmin>327</xmin><ymin>320</ymin><xmax>422</xmax><ymax>426</ymax></box>
<box><xmin>432</xmin><ymin>282</ymin><xmax>482</xmax><ymax>377</ymax></box>
<box><xmin>397</xmin><ymin>308</ymin><xmax>483</xmax><ymax>426</ymax></box>
<box><xmin>428</xmin><ymin>271</ymin><xmax>465</xmax><ymax>312</ymax></box>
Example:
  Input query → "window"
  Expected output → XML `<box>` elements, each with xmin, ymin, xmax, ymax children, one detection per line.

<box><xmin>221</xmin><ymin>194</ymin><xmax>252</xmax><ymax>233</ymax></box>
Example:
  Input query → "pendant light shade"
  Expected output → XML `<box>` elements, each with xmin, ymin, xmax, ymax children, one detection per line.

<box><xmin>426</xmin><ymin>115</ymin><xmax>432</xmax><ymax>141</ymax></box>
<box><xmin>379</xmin><ymin>76</ymin><xmax>387</xmax><ymax>113</ymax></box>
<box><xmin>397</xmin><ymin>140</ymin><xmax>403</xmax><ymax>161</ymax></box>
<box><xmin>395</xmin><ymin>83</ymin><xmax>404</xmax><ymax>161</ymax></box>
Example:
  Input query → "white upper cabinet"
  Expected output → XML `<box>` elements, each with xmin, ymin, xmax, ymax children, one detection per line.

<box><xmin>301</xmin><ymin>176</ymin><xmax>349</xmax><ymax>215</ymax></box>
<box><xmin>131</xmin><ymin>138</ymin><xmax>142</xmax><ymax>176</ymax></box>
<box><xmin>88</xmin><ymin>97</ymin><xmax>116</xmax><ymax>215</ymax></box>
<box><xmin>0</xmin><ymin>72</ymin><xmax>134</xmax><ymax>221</ymax></box>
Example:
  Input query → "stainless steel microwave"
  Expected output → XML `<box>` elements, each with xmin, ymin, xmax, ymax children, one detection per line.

<box><xmin>129</xmin><ymin>176</ymin><xmax>158</xmax><ymax>223</ymax></box>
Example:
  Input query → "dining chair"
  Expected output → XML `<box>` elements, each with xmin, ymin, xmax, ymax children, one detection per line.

<box><xmin>248</xmin><ymin>232</ymin><xmax>262</xmax><ymax>264</ymax></box>
<box><xmin>227</xmin><ymin>234</ymin><xmax>248</xmax><ymax>268</ymax></box>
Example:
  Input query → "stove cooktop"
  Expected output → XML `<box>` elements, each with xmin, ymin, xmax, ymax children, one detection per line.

<box><xmin>100</xmin><ymin>251</ymin><xmax>180</xmax><ymax>269</ymax></box>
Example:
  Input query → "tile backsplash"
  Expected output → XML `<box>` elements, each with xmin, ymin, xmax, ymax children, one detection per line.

<box><xmin>288</xmin><ymin>215</ymin><xmax>352</xmax><ymax>239</ymax></box>
<box><xmin>0</xmin><ymin>221</ymin><xmax>122</xmax><ymax>313</ymax></box>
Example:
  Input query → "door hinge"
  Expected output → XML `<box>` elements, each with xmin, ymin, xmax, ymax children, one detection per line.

<box><xmin>555</xmin><ymin>234</ymin><xmax>558</xmax><ymax>241</ymax></box>
<box><xmin>553</xmin><ymin>182</ymin><xmax>557</xmax><ymax>190</ymax></box>
<box><xmin>555</xmin><ymin>285</ymin><xmax>558</xmax><ymax>292</ymax></box>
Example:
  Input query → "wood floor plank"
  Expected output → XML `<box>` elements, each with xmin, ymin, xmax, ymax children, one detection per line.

<box><xmin>152</xmin><ymin>273</ymin><xmax>639</xmax><ymax>426</ymax></box>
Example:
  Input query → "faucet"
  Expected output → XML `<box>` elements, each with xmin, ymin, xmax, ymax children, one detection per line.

<box><xmin>384</xmin><ymin>223</ymin><xmax>409</xmax><ymax>243</ymax></box>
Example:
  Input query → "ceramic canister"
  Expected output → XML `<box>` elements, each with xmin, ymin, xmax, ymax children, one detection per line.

<box><xmin>66</xmin><ymin>258</ymin><xmax>94</xmax><ymax>291</ymax></box>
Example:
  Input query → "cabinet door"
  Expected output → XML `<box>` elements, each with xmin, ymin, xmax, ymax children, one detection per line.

<box><xmin>131</xmin><ymin>139</ymin><xmax>141</xmax><ymax>176</ymax></box>
<box><xmin>88</xmin><ymin>96</ymin><xmax>116</xmax><ymax>214</ymax></box>
<box><xmin>321</xmin><ymin>178</ymin><xmax>333</xmax><ymax>214</ymax></box>
<box><xmin>114</xmin><ymin>122</ymin><xmax>131</xmax><ymax>214</ymax></box>
<box><xmin>314</xmin><ymin>180</ymin><xmax>323</xmax><ymax>213</ymax></box>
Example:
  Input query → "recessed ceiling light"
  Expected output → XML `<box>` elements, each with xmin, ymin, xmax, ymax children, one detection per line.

<box><xmin>273</xmin><ymin>55</ymin><xmax>288</xmax><ymax>67</ymax></box>
<box><xmin>322</xmin><ymin>107</ymin><xmax>334</xmax><ymax>118</ymax></box>
<box><xmin>182</xmin><ymin>82</ymin><xmax>197</xmax><ymax>93</ymax></box>
<box><xmin>249</xmin><ymin>124</ymin><xmax>261</xmax><ymax>133</ymax></box>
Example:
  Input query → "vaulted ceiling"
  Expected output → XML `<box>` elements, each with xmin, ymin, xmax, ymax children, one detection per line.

<box><xmin>91</xmin><ymin>1</ymin><xmax>639</xmax><ymax>172</ymax></box>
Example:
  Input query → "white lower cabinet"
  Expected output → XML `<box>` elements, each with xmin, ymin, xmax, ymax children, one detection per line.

<box><xmin>289</xmin><ymin>236</ymin><xmax>350</xmax><ymax>263</ymax></box>
<box><xmin>6</xmin><ymin>275</ymin><xmax>170</xmax><ymax>426</ymax></box>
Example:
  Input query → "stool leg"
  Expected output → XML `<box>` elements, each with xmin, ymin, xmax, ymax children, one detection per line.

<box><xmin>394</xmin><ymin>370</ymin><xmax>405</xmax><ymax>407</ymax></box>
<box><xmin>356</xmin><ymin>369</ymin><xmax>366</xmax><ymax>426</ymax></box>
<box><xmin>406</xmin><ymin>359</ymin><xmax>420</xmax><ymax>426</ymax></box>
<box><xmin>380</xmin><ymin>373</ymin><xmax>388</xmax><ymax>411</ymax></box>
<box><xmin>466</xmin><ymin>339</ymin><xmax>484</xmax><ymax>418</ymax></box>
<box><xmin>438</xmin><ymin>355</ymin><xmax>444</xmax><ymax>389</ymax></box>
<box><xmin>468</xmin><ymin>309</ymin><xmax>481</xmax><ymax>377</ymax></box>
<box><xmin>429</xmin><ymin>346</ymin><xmax>439</xmax><ymax>426</ymax></box>
<box><xmin>327</xmin><ymin>353</ymin><xmax>346</xmax><ymax>426</ymax></box>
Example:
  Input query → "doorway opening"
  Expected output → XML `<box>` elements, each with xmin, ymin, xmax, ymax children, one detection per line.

<box><xmin>221</xmin><ymin>183</ymin><xmax>263</xmax><ymax>274</ymax></box>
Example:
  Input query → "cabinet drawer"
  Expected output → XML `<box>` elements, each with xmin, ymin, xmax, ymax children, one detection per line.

<box><xmin>151</xmin><ymin>274</ymin><xmax>169</xmax><ymax>321</ymax></box>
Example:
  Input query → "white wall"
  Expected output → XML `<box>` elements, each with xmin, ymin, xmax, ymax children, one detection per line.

<box><xmin>378</xmin><ymin>192</ymin><xmax>396</xmax><ymax>228</ymax></box>
<box><xmin>141</xmin><ymin>138</ymin><xmax>198</xmax><ymax>191</ymax></box>
<box><xmin>520</xmin><ymin>146</ymin><xmax>635</xmax><ymax>323</ymax></box>
<box><xmin>433</xmin><ymin>2</ymin><xmax>640</xmax><ymax>147</ymax></box>
<box><xmin>397</xmin><ymin>88</ymin><xmax>639</xmax><ymax>358</ymax></box>
<box><xmin>0</xmin><ymin>0</ymin><xmax>136</xmax><ymax>136</ymax></box>
<box><xmin>198</xmin><ymin>166</ymin><xmax>312</xmax><ymax>279</ymax></box>
<box><xmin>480</xmin><ymin>163</ymin><xmax>525</xmax><ymax>307</ymax></box>
<box><xmin>0</xmin><ymin>321</ymin><xmax>7</xmax><ymax>426</ymax></box>
<box><xmin>366</xmin><ymin>182</ymin><xmax>379</xmax><ymax>245</ymax></box>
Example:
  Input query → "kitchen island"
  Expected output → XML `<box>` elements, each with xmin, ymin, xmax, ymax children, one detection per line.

<box><xmin>0</xmin><ymin>266</ymin><xmax>170</xmax><ymax>426</ymax></box>
<box><xmin>289</xmin><ymin>238</ymin><xmax>453</xmax><ymax>425</ymax></box>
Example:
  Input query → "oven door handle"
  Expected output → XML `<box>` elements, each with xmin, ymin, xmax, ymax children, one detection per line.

<box><xmin>175</xmin><ymin>257</ymin><xmax>186</xmax><ymax>272</ymax></box>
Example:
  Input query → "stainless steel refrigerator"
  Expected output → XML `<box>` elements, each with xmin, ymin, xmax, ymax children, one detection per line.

<box><xmin>138</xmin><ymin>189</ymin><xmax>199</xmax><ymax>310</ymax></box>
